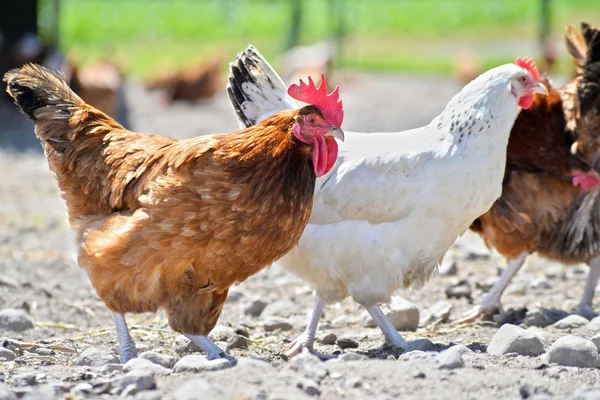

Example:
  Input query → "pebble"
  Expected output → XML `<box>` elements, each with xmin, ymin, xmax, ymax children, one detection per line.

<box><xmin>261</xmin><ymin>300</ymin><xmax>296</xmax><ymax>318</ymax></box>
<box><xmin>208</xmin><ymin>326</ymin><xmax>248</xmax><ymax>349</ymax></box>
<box><xmin>487</xmin><ymin>324</ymin><xmax>544</xmax><ymax>356</ymax></box>
<box><xmin>437</xmin><ymin>346</ymin><xmax>465</xmax><ymax>369</ymax></box>
<box><xmin>169</xmin><ymin>378</ymin><xmax>221</xmax><ymax>399</ymax></box>
<box><xmin>173</xmin><ymin>336</ymin><xmax>201</xmax><ymax>355</ymax></box>
<box><xmin>244</xmin><ymin>298</ymin><xmax>267</xmax><ymax>317</ymax></box>
<box><xmin>225</xmin><ymin>288</ymin><xmax>245</xmax><ymax>303</ymax></box>
<box><xmin>439</xmin><ymin>257</ymin><xmax>458</xmax><ymax>276</ymax></box>
<box><xmin>263</xmin><ymin>316</ymin><xmax>294</xmax><ymax>332</ymax></box>
<box><xmin>111</xmin><ymin>370</ymin><xmax>156</xmax><ymax>394</ymax></box>
<box><xmin>444</xmin><ymin>280</ymin><xmax>472</xmax><ymax>300</ymax></box>
<box><xmin>530</xmin><ymin>278</ymin><xmax>552</xmax><ymax>290</ymax></box>
<box><xmin>554</xmin><ymin>315</ymin><xmax>590</xmax><ymax>329</ymax></box>
<box><xmin>0</xmin><ymin>347</ymin><xmax>16</xmax><ymax>361</ymax></box>
<box><xmin>0</xmin><ymin>309</ymin><xmax>33</xmax><ymax>332</ymax></box>
<box><xmin>139</xmin><ymin>351</ymin><xmax>178</xmax><ymax>369</ymax></box>
<box><xmin>71</xmin><ymin>383</ymin><xmax>92</xmax><ymax>396</ymax></box>
<box><xmin>337</xmin><ymin>338</ymin><xmax>359</xmax><ymax>349</ymax></box>
<box><xmin>405</xmin><ymin>338</ymin><xmax>437</xmax><ymax>353</ymax></box>
<box><xmin>0</xmin><ymin>338</ymin><xmax>22</xmax><ymax>354</ymax></box>
<box><xmin>420</xmin><ymin>301</ymin><xmax>453</xmax><ymax>326</ymax></box>
<box><xmin>525</xmin><ymin>308</ymin><xmax>568</xmax><ymax>327</ymax></box>
<box><xmin>338</xmin><ymin>353</ymin><xmax>368</xmax><ymax>362</ymax></box>
<box><xmin>75</xmin><ymin>347</ymin><xmax>120</xmax><ymax>367</ymax></box>
<box><xmin>298</xmin><ymin>379</ymin><xmax>320</xmax><ymax>396</ymax></box>
<box><xmin>123</xmin><ymin>358</ymin><xmax>171</xmax><ymax>375</ymax></box>
<box><xmin>592</xmin><ymin>334</ymin><xmax>600</xmax><ymax>352</ymax></box>
<box><xmin>358</xmin><ymin>297</ymin><xmax>420</xmax><ymax>331</ymax></box>
<box><xmin>588</xmin><ymin>316</ymin><xmax>600</xmax><ymax>332</ymax></box>
<box><xmin>173</xmin><ymin>355</ymin><xmax>232</xmax><ymax>373</ymax></box>
<box><xmin>399</xmin><ymin>350</ymin><xmax>437</xmax><ymax>362</ymax></box>
<box><xmin>98</xmin><ymin>363</ymin><xmax>123</xmax><ymax>374</ymax></box>
<box><xmin>547</xmin><ymin>335</ymin><xmax>600</xmax><ymax>368</ymax></box>
<box><xmin>317</xmin><ymin>333</ymin><xmax>337</xmax><ymax>345</ymax></box>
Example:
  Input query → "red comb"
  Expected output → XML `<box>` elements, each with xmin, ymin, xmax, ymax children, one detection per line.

<box><xmin>516</xmin><ymin>57</ymin><xmax>540</xmax><ymax>81</ymax></box>
<box><xmin>288</xmin><ymin>74</ymin><xmax>343</xmax><ymax>127</ymax></box>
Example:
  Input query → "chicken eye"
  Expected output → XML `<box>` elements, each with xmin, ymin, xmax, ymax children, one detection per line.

<box><xmin>520</xmin><ymin>76</ymin><xmax>527</xmax><ymax>83</ymax></box>
<box><xmin>308</xmin><ymin>116</ymin><xmax>317</xmax><ymax>125</ymax></box>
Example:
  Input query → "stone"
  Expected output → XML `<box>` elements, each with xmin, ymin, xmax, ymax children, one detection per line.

<box><xmin>487</xmin><ymin>324</ymin><xmax>544</xmax><ymax>356</ymax></box>
<box><xmin>261</xmin><ymin>300</ymin><xmax>296</xmax><ymax>318</ymax></box>
<box><xmin>554</xmin><ymin>315</ymin><xmax>590</xmax><ymax>329</ymax></box>
<box><xmin>98</xmin><ymin>364</ymin><xmax>123</xmax><ymax>374</ymax></box>
<box><xmin>225</xmin><ymin>288</ymin><xmax>245</xmax><ymax>303</ymax></box>
<box><xmin>139</xmin><ymin>351</ymin><xmax>177</xmax><ymax>369</ymax></box>
<box><xmin>263</xmin><ymin>316</ymin><xmax>294</xmax><ymax>331</ymax></box>
<box><xmin>437</xmin><ymin>346</ymin><xmax>465</xmax><ymax>369</ymax></box>
<box><xmin>404</xmin><ymin>338</ymin><xmax>437</xmax><ymax>353</ymax></box>
<box><xmin>173</xmin><ymin>355</ymin><xmax>232</xmax><ymax>373</ymax></box>
<box><xmin>337</xmin><ymin>338</ymin><xmax>359</xmax><ymax>349</ymax></box>
<box><xmin>439</xmin><ymin>257</ymin><xmax>458</xmax><ymax>276</ymax></box>
<box><xmin>208</xmin><ymin>325</ymin><xmax>236</xmax><ymax>342</ymax></box>
<box><xmin>547</xmin><ymin>335</ymin><xmax>599</xmax><ymax>368</ymax></box>
<box><xmin>111</xmin><ymin>370</ymin><xmax>156</xmax><ymax>394</ymax></box>
<box><xmin>338</xmin><ymin>352</ymin><xmax>368</xmax><ymax>362</ymax></box>
<box><xmin>445</xmin><ymin>280</ymin><xmax>472</xmax><ymax>300</ymax></box>
<box><xmin>420</xmin><ymin>301</ymin><xmax>453</xmax><ymax>326</ymax></box>
<box><xmin>297</xmin><ymin>379</ymin><xmax>320</xmax><ymax>396</ymax></box>
<box><xmin>75</xmin><ymin>347</ymin><xmax>120</xmax><ymax>367</ymax></box>
<box><xmin>123</xmin><ymin>357</ymin><xmax>171</xmax><ymax>375</ymax></box>
<box><xmin>525</xmin><ymin>308</ymin><xmax>569</xmax><ymax>327</ymax></box>
<box><xmin>359</xmin><ymin>297</ymin><xmax>420</xmax><ymax>331</ymax></box>
<box><xmin>588</xmin><ymin>316</ymin><xmax>600</xmax><ymax>332</ymax></box>
<box><xmin>317</xmin><ymin>333</ymin><xmax>337</xmax><ymax>345</ymax></box>
<box><xmin>173</xmin><ymin>336</ymin><xmax>201</xmax><ymax>355</ymax></box>
<box><xmin>244</xmin><ymin>298</ymin><xmax>267</xmax><ymax>317</ymax></box>
<box><xmin>0</xmin><ymin>347</ymin><xmax>16</xmax><ymax>361</ymax></box>
<box><xmin>0</xmin><ymin>309</ymin><xmax>33</xmax><ymax>332</ymax></box>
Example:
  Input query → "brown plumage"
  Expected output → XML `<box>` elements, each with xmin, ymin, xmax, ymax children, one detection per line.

<box><xmin>467</xmin><ymin>23</ymin><xmax>600</xmax><ymax>319</ymax></box>
<box><xmin>3</xmin><ymin>64</ymin><xmax>322</xmax><ymax>338</ymax></box>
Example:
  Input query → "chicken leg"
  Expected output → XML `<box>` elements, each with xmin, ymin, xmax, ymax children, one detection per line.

<box><xmin>455</xmin><ymin>252</ymin><xmax>528</xmax><ymax>324</ymax></box>
<box><xmin>113</xmin><ymin>313</ymin><xmax>137</xmax><ymax>364</ymax></box>
<box><xmin>185</xmin><ymin>334</ymin><xmax>236</xmax><ymax>364</ymax></box>
<box><xmin>367</xmin><ymin>305</ymin><xmax>407</xmax><ymax>350</ymax></box>
<box><xmin>574</xmin><ymin>256</ymin><xmax>600</xmax><ymax>318</ymax></box>
<box><xmin>285</xmin><ymin>295</ymin><xmax>334</xmax><ymax>359</ymax></box>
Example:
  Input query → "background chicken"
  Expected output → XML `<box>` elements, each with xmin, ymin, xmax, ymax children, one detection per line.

<box><xmin>227</xmin><ymin>46</ymin><xmax>547</xmax><ymax>357</ymax></box>
<box><xmin>460</xmin><ymin>23</ymin><xmax>600</xmax><ymax>322</ymax></box>
<box><xmin>4</xmin><ymin>64</ymin><xmax>344</xmax><ymax>363</ymax></box>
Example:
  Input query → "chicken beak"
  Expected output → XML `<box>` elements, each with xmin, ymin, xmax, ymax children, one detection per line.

<box><xmin>328</xmin><ymin>127</ymin><xmax>345</xmax><ymax>142</ymax></box>
<box><xmin>532</xmin><ymin>81</ymin><xmax>548</xmax><ymax>95</ymax></box>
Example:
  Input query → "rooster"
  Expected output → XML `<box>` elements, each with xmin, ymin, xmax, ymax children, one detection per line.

<box><xmin>455</xmin><ymin>23</ymin><xmax>600</xmax><ymax>322</ymax></box>
<box><xmin>4</xmin><ymin>64</ymin><xmax>344</xmax><ymax>363</ymax></box>
<box><xmin>226</xmin><ymin>46</ymin><xmax>549</xmax><ymax>357</ymax></box>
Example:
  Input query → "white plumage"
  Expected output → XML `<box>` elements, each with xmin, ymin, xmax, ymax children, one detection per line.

<box><xmin>226</xmin><ymin>46</ymin><xmax>546</xmax><ymax>357</ymax></box>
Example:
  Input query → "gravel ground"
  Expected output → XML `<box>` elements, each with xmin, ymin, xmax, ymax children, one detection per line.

<box><xmin>1</xmin><ymin>72</ymin><xmax>600</xmax><ymax>399</ymax></box>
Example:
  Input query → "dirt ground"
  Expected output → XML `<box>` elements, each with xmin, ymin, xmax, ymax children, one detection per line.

<box><xmin>1</xmin><ymin>72</ymin><xmax>600</xmax><ymax>399</ymax></box>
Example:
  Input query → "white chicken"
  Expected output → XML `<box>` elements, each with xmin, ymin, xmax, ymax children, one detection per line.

<box><xmin>227</xmin><ymin>46</ymin><xmax>548</xmax><ymax>357</ymax></box>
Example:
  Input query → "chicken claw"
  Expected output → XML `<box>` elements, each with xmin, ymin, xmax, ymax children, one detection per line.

<box><xmin>185</xmin><ymin>334</ymin><xmax>237</xmax><ymax>365</ymax></box>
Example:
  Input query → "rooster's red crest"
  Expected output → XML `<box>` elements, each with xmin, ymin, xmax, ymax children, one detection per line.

<box><xmin>288</xmin><ymin>75</ymin><xmax>343</xmax><ymax>128</ymax></box>
<box><xmin>515</xmin><ymin>57</ymin><xmax>540</xmax><ymax>81</ymax></box>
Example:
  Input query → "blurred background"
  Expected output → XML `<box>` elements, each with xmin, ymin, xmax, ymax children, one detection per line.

<box><xmin>1</xmin><ymin>0</ymin><xmax>599</xmax><ymax>150</ymax></box>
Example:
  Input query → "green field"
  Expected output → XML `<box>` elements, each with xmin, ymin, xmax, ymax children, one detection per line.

<box><xmin>52</xmin><ymin>0</ymin><xmax>600</xmax><ymax>79</ymax></box>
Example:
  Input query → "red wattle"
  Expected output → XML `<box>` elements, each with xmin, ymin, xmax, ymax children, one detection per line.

<box><xmin>312</xmin><ymin>135</ymin><xmax>328</xmax><ymax>177</ymax></box>
<box><xmin>519</xmin><ymin>94</ymin><xmax>534</xmax><ymax>109</ymax></box>
<box><xmin>573</xmin><ymin>172</ymin><xmax>600</xmax><ymax>192</ymax></box>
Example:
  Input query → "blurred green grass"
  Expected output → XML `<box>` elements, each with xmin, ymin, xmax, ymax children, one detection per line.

<box><xmin>55</xmin><ymin>0</ymin><xmax>600</xmax><ymax>79</ymax></box>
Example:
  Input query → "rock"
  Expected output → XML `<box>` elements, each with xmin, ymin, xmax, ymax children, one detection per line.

<box><xmin>0</xmin><ymin>384</ymin><xmax>17</xmax><ymax>400</ymax></box>
<box><xmin>487</xmin><ymin>324</ymin><xmax>544</xmax><ymax>356</ymax></box>
<box><xmin>519</xmin><ymin>384</ymin><xmax>551</xmax><ymax>399</ymax></box>
<box><xmin>207</xmin><ymin>325</ymin><xmax>248</xmax><ymax>349</ymax></box>
<box><xmin>338</xmin><ymin>352</ymin><xmax>368</xmax><ymax>362</ymax></box>
<box><xmin>235</xmin><ymin>357</ymin><xmax>272</xmax><ymax>372</ymax></box>
<box><xmin>263</xmin><ymin>316</ymin><xmax>294</xmax><ymax>331</ymax></box>
<box><xmin>297</xmin><ymin>379</ymin><xmax>320</xmax><ymax>396</ymax></box>
<box><xmin>0</xmin><ymin>347</ymin><xmax>16</xmax><ymax>361</ymax></box>
<box><xmin>98</xmin><ymin>363</ymin><xmax>123</xmax><ymax>374</ymax></box>
<box><xmin>261</xmin><ymin>300</ymin><xmax>296</xmax><ymax>318</ymax></box>
<box><xmin>75</xmin><ymin>347</ymin><xmax>120</xmax><ymax>367</ymax></box>
<box><xmin>592</xmin><ymin>334</ymin><xmax>600</xmax><ymax>352</ymax></box>
<box><xmin>0</xmin><ymin>338</ymin><xmax>22</xmax><ymax>354</ymax></box>
<box><xmin>447</xmin><ymin>343</ymin><xmax>472</xmax><ymax>355</ymax></box>
<box><xmin>589</xmin><ymin>316</ymin><xmax>600</xmax><ymax>332</ymax></box>
<box><xmin>405</xmin><ymin>338</ymin><xmax>437</xmax><ymax>353</ymax></box>
<box><xmin>169</xmin><ymin>378</ymin><xmax>221</xmax><ymax>399</ymax></box>
<box><xmin>111</xmin><ymin>370</ymin><xmax>156</xmax><ymax>394</ymax></box>
<box><xmin>445</xmin><ymin>280</ymin><xmax>472</xmax><ymax>300</ymax></box>
<box><xmin>244</xmin><ymin>298</ymin><xmax>267</xmax><ymax>317</ymax></box>
<box><xmin>173</xmin><ymin>355</ymin><xmax>232</xmax><ymax>373</ymax></box>
<box><xmin>0</xmin><ymin>276</ymin><xmax>19</xmax><ymax>288</ymax></box>
<box><xmin>132</xmin><ymin>391</ymin><xmax>163</xmax><ymax>400</ymax></box>
<box><xmin>317</xmin><ymin>333</ymin><xmax>337</xmax><ymax>345</ymax></box>
<box><xmin>173</xmin><ymin>336</ymin><xmax>201</xmax><ymax>355</ymax></box>
<box><xmin>420</xmin><ymin>301</ymin><xmax>453</xmax><ymax>326</ymax></box>
<box><xmin>359</xmin><ymin>297</ymin><xmax>420</xmax><ymax>331</ymax></box>
<box><xmin>0</xmin><ymin>309</ymin><xmax>33</xmax><ymax>332</ymax></box>
<box><xmin>554</xmin><ymin>315</ymin><xmax>589</xmax><ymax>329</ymax></box>
<box><xmin>525</xmin><ymin>308</ymin><xmax>569</xmax><ymax>327</ymax></box>
<box><xmin>439</xmin><ymin>257</ymin><xmax>458</xmax><ymax>276</ymax></box>
<box><xmin>225</xmin><ymin>288</ymin><xmax>245</xmax><ymax>303</ymax></box>
<box><xmin>139</xmin><ymin>351</ymin><xmax>177</xmax><ymax>369</ymax></box>
<box><xmin>337</xmin><ymin>338</ymin><xmax>359</xmax><ymax>349</ymax></box>
<box><xmin>123</xmin><ymin>357</ymin><xmax>171</xmax><ymax>375</ymax></box>
<box><xmin>437</xmin><ymin>346</ymin><xmax>465</xmax><ymax>369</ymax></box>
<box><xmin>399</xmin><ymin>350</ymin><xmax>438</xmax><ymax>362</ymax></box>
<box><xmin>530</xmin><ymin>278</ymin><xmax>552</xmax><ymax>290</ymax></box>
<box><xmin>71</xmin><ymin>383</ymin><xmax>92</xmax><ymax>395</ymax></box>
<box><xmin>547</xmin><ymin>335</ymin><xmax>599</xmax><ymax>368</ymax></box>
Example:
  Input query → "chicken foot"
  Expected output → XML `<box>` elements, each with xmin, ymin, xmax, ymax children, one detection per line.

<box><xmin>185</xmin><ymin>334</ymin><xmax>236</xmax><ymax>365</ymax></box>
<box><xmin>573</xmin><ymin>256</ymin><xmax>600</xmax><ymax>318</ymax></box>
<box><xmin>367</xmin><ymin>305</ymin><xmax>407</xmax><ymax>351</ymax></box>
<box><xmin>113</xmin><ymin>313</ymin><xmax>137</xmax><ymax>364</ymax></box>
<box><xmin>454</xmin><ymin>251</ymin><xmax>528</xmax><ymax>324</ymax></box>
<box><xmin>285</xmin><ymin>295</ymin><xmax>335</xmax><ymax>360</ymax></box>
